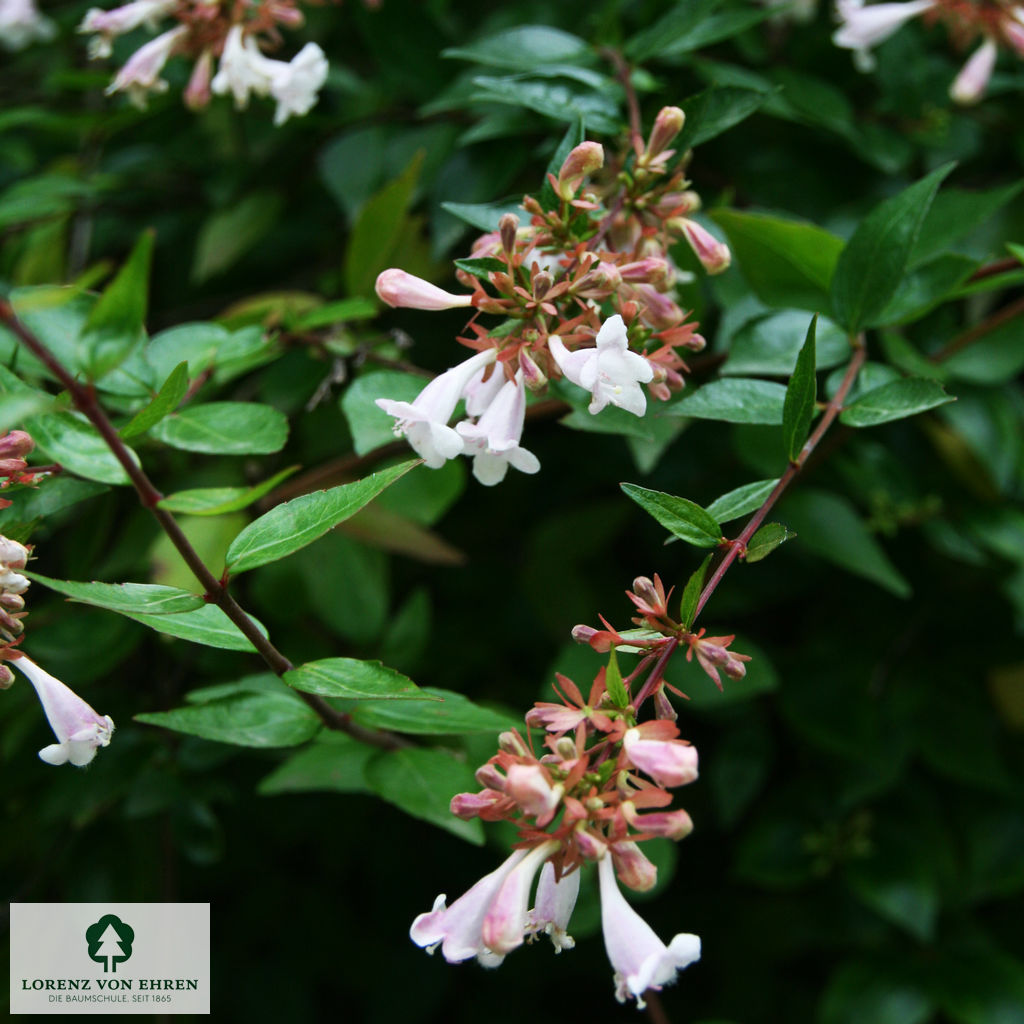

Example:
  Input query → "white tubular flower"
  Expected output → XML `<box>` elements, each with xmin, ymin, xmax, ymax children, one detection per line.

<box><xmin>410</xmin><ymin>848</ymin><xmax>529</xmax><ymax>965</ymax></box>
<box><xmin>480</xmin><ymin>842</ymin><xmax>559</xmax><ymax>956</ymax></box>
<box><xmin>79</xmin><ymin>0</ymin><xmax>177</xmax><ymax>59</ymax></box>
<box><xmin>210</xmin><ymin>24</ymin><xmax>276</xmax><ymax>109</ymax></box>
<box><xmin>106</xmin><ymin>24</ymin><xmax>187</xmax><ymax>107</ymax></box>
<box><xmin>549</xmin><ymin>314</ymin><xmax>654</xmax><ymax>417</ymax></box>
<box><xmin>375</xmin><ymin>268</ymin><xmax>474</xmax><ymax>311</ymax></box>
<box><xmin>950</xmin><ymin>37</ymin><xmax>998</xmax><ymax>104</ymax></box>
<box><xmin>13</xmin><ymin>655</ymin><xmax>115</xmax><ymax>767</ymax></box>
<box><xmin>833</xmin><ymin>0</ymin><xmax>936</xmax><ymax>54</ymax></box>
<box><xmin>598</xmin><ymin>855</ymin><xmax>701</xmax><ymax>1008</ymax></box>
<box><xmin>268</xmin><ymin>42</ymin><xmax>328</xmax><ymax>125</ymax></box>
<box><xmin>376</xmin><ymin>348</ymin><xmax>497</xmax><ymax>468</ymax></box>
<box><xmin>0</xmin><ymin>0</ymin><xmax>56</xmax><ymax>51</ymax></box>
<box><xmin>526</xmin><ymin>862</ymin><xmax>580</xmax><ymax>952</ymax></box>
<box><xmin>456</xmin><ymin>370</ymin><xmax>541</xmax><ymax>486</ymax></box>
<box><xmin>462</xmin><ymin>363</ymin><xmax>505</xmax><ymax>418</ymax></box>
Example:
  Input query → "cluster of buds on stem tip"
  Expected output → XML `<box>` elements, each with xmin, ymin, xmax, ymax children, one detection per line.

<box><xmin>78</xmin><ymin>0</ymin><xmax>331</xmax><ymax>121</ymax></box>
<box><xmin>0</xmin><ymin>533</ymin><xmax>114</xmax><ymax>765</ymax></box>
<box><xmin>0</xmin><ymin>430</ymin><xmax>38</xmax><ymax>509</ymax></box>
<box><xmin>375</xmin><ymin>105</ymin><xmax>730</xmax><ymax>484</ymax></box>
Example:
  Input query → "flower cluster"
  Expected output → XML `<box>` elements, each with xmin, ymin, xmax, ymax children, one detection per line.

<box><xmin>0</xmin><ymin>0</ymin><xmax>55</xmax><ymax>50</ymax></box>
<box><xmin>78</xmin><ymin>0</ymin><xmax>329</xmax><ymax>120</ymax></box>
<box><xmin>375</xmin><ymin>106</ymin><xmax>728</xmax><ymax>484</ymax></box>
<box><xmin>0</xmin><ymin>430</ymin><xmax>39</xmax><ymax>509</ymax></box>
<box><xmin>0</xmin><ymin>527</ymin><xmax>114</xmax><ymax>767</ymax></box>
<box><xmin>833</xmin><ymin>0</ymin><xmax>1024</xmax><ymax>102</ymax></box>
<box><xmin>410</xmin><ymin>576</ymin><xmax>725</xmax><ymax>1007</ymax></box>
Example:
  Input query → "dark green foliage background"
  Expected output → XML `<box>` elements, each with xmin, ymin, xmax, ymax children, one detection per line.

<box><xmin>3</xmin><ymin>1</ymin><xmax>1024</xmax><ymax>1022</ymax></box>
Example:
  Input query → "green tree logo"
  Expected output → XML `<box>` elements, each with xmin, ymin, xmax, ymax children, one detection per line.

<box><xmin>85</xmin><ymin>914</ymin><xmax>134</xmax><ymax>973</ymax></box>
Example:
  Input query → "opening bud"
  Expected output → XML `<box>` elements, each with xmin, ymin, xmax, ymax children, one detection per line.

<box><xmin>645</xmin><ymin>106</ymin><xmax>685</xmax><ymax>159</ymax></box>
<box><xmin>0</xmin><ymin>431</ymin><xmax>35</xmax><ymax>460</ymax></box>
<box><xmin>557</xmin><ymin>141</ymin><xmax>604</xmax><ymax>200</ymax></box>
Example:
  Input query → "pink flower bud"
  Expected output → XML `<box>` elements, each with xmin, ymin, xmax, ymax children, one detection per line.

<box><xmin>184</xmin><ymin>49</ymin><xmax>214</xmax><ymax>111</ymax></box>
<box><xmin>499</xmin><ymin>213</ymin><xmax>519</xmax><ymax>255</ymax></box>
<box><xmin>518</xmin><ymin>347</ymin><xmax>547</xmax><ymax>391</ymax></box>
<box><xmin>0</xmin><ymin>536</ymin><xmax>30</xmax><ymax>569</ymax></box>
<box><xmin>450</xmin><ymin>789</ymin><xmax>507</xmax><ymax>819</ymax></box>
<box><xmin>611</xmin><ymin>841</ymin><xmax>658</xmax><ymax>892</ymax></box>
<box><xmin>950</xmin><ymin>38</ymin><xmax>998</xmax><ymax>105</ymax></box>
<box><xmin>623</xmin><ymin>727</ymin><xmax>699</xmax><ymax>788</ymax></box>
<box><xmin>646</xmin><ymin>106</ymin><xmax>685</xmax><ymax>159</ymax></box>
<box><xmin>498</xmin><ymin>730</ymin><xmax>530</xmax><ymax>757</ymax></box>
<box><xmin>0</xmin><ymin>592</ymin><xmax>25</xmax><ymax>611</ymax></box>
<box><xmin>574</xmin><ymin>827</ymin><xmax>607</xmax><ymax>861</ymax></box>
<box><xmin>0</xmin><ymin>430</ymin><xmax>34</xmax><ymax>459</ymax></box>
<box><xmin>557</xmin><ymin>141</ymin><xmax>604</xmax><ymax>200</ymax></box>
<box><xmin>505</xmin><ymin>764</ymin><xmax>563</xmax><ymax>826</ymax></box>
<box><xmin>619</xmin><ymin>257</ymin><xmax>672</xmax><ymax>287</ymax></box>
<box><xmin>622</xmin><ymin>801</ymin><xmax>694</xmax><ymax>840</ymax></box>
<box><xmin>654</xmin><ymin>191</ymin><xmax>701</xmax><ymax>218</ymax></box>
<box><xmin>375</xmin><ymin>268</ymin><xmax>474</xmax><ymax>310</ymax></box>
<box><xmin>474</xmin><ymin>763</ymin><xmax>507</xmax><ymax>791</ymax></box>
<box><xmin>0</xmin><ymin>663</ymin><xmax>13</xmax><ymax>689</ymax></box>
<box><xmin>680</xmin><ymin>219</ymin><xmax>731</xmax><ymax>274</ymax></box>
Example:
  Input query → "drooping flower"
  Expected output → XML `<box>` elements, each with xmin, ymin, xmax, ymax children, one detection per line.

<box><xmin>105</xmin><ymin>24</ymin><xmax>187</xmax><ymax>107</ymax></box>
<box><xmin>548</xmin><ymin>314</ymin><xmax>654</xmax><ymax>417</ymax></box>
<box><xmin>527</xmin><ymin>862</ymin><xmax>580</xmax><ymax>952</ymax></box>
<box><xmin>950</xmin><ymin>36</ymin><xmax>999</xmax><ymax>104</ymax></box>
<box><xmin>456</xmin><ymin>370</ymin><xmax>541</xmax><ymax>486</ymax></box>
<box><xmin>78</xmin><ymin>0</ymin><xmax>177</xmax><ymax>58</ymax></box>
<box><xmin>210</xmin><ymin>24</ymin><xmax>277</xmax><ymax>109</ymax></box>
<box><xmin>0</xmin><ymin>0</ymin><xmax>56</xmax><ymax>51</ymax></box>
<box><xmin>622</xmin><ymin>722</ymin><xmax>699</xmax><ymax>789</ymax></box>
<box><xmin>598</xmin><ymin>854</ymin><xmax>701</xmax><ymax>1007</ymax></box>
<box><xmin>12</xmin><ymin>655</ymin><xmax>114</xmax><ymax>767</ymax></box>
<box><xmin>480</xmin><ymin>841</ymin><xmax>559</xmax><ymax>955</ymax></box>
<box><xmin>376</xmin><ymin>348</ymin><xmax>497</xmax><ymax>468</ymax></box>
<box><xmin>267</xmin><ymin>42</ymin><xmax>328</xmax><ymax>125</ymax></box>
<box><xmin>833</xmin><ymin>0</ymin><xmax>937</xmax><ymax>59</ymax></box>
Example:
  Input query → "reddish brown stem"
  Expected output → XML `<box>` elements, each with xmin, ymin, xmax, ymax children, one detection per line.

<box><xmin>930</xmin><ymin>293</ymin><xmax>1024</xmax><ymax>363</ymax></box>
<box><xmin>0</xmin><ymin>298</ymin><xmax>405</xmax><ymax>751</ymax></box>
<box><xmin>692</xmin><ymin>338</ymin><xmax>868</xmax><ymax>624</ymax></box>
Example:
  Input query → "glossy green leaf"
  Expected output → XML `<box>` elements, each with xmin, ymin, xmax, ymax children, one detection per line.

<box><xmin>912</xmin><ymin>181</ymin><xmax>1024</xmax><ymax>267</ymax></box>
<box><xmin>621</xmin><ymin>483</ymin><xmax>722</xmax><ymax>547</ymax></box>
<box><xmin>0</xmin><ymin>390</ymin><xmax>53</xmax><ymax>431</ymax></box>
<box><xmin>677</xmin><ymin>86</ymin><xmax>770</xmax><ymax>150</ymax></box>
<box><xmin>440</xmin><ymin>200</ymin><xmax>524</xmax><ymax>233</ymax></box>
<box><xmin>157</xmin><ymin>466</ymin><xmax>299</xmax><ymax>516</ymax></box>
<box><xmin>943</xmin><ymin>317</ymin><xmax>1024</xmax><ymax>385</ymax></box>
<box><xmin>150</xmin><ymin>402</ymin><xmax>288</xmax><ymax>455</ymax></box>
<box><xmin>347</xmin><ymin>687</ymin><xmax>518</xmax><ymax>735</ymax></box>
<box><xmin>119</xmin><ymin>361</ymin><xmax>188</xmax><ymax>439</ymax></box>
<box><xmin>452</xmin><ymin>256</ymin><xmax>505</xmax><ymax>276</ymax></box>
<box><xmin>470</xmin><ymin>76</ymin><xmax>620</xmax><ymax>136</ymax></box>
<box><xmin>288</xmin><ymin>298</ymin><xmax>377</xmax><ymax>331</ymax></box>
<box><xmin>193</xmin><ymin>191</ymin><xmax>283</xmax><ymax>283</ymax></box>
<box><xmin>136</xmin><ymin>692</ymin><xmax>319</xmax><ymax>748</ymax></box>
<box><xmin>830</xmin><ymin>164</ymin><xmax>955</xmax><ymax>332</ymax></box>
<box><xmin>82</xmin><ymin>229</ymin><xmax>152</xmax><ymax>376</ymax></box>
<box><xmin>604</xmin><ymin>650</ymin><xmax>630</xmax><ymax>707</ymax></box>
<box><xmin>258</xmin><ymin>732</ymin><xmax>374</xmax><ymax>796</ymax></box>
<box><xmin>341</xmin><ymin>369</ymin><xmax>426</xmax><ymax>456</ymax></box>
<box><xmin>820</xmin><ymin>961</ymin><xmax>934</xmax><ymax>1024</ymax></box>
<box><xmin>625</xmin><ymin>0</ymin><xmax>719</xmax><ymax>61</ymax></box>
<box><xmin>780</xmin><ymin>489</ymin><xmax>911</xmax><ymax>596</ymax></box>
<box><xmin>711</xmin><ymin>209</ymin><xmax>844</xmax><ymax>310</ymax></box>
<box><xmin>745</xmin><ymin>522</ymin><xmax>794</xmax><ymax>563</ymax></box>
<box><xmin>365</xmin><ymin>747</ymin><xmax>484</xmax><ymax>845</ymax></box>
<box><xmin>444</xmin><ymin>25</ymin><xmax>590</xmax><ymax>69</ymax></box>
<box><xmin>782</xmin><ymin>314</ymin><xmax>817</xmax><ymax>461</ymax></box>
<box><xmin>679</xmin><ymin>553</ymin><xmax>713</xmax><ymax>629</ymax></box>
<box><xmin>706</xmin><ymin>479</ymin><xmax>779</xmax><ymax>524</ymax></box>
<box><xmin>724</xmin><ymin>310</ymin><xmax>849</xmax><ymax>377</ymax></box>
<box><xmin>123</xmin><ymin>603</ymin><xmax>266</xmax><ymax>652</ymax></box>
<box><xmin>284</xmin><ymin>657</ymin><xmax>430</xmax><ymax>701</ymax></box>
<box><xmin>840</xmin><ymin>378</ymin><xmax>954</xmax><ymax>427</ymax></box>
<box><xmin>26</xmin><ymin>411</ymin><xmax>133</xmax><ymax>484</ymax></box>
<box><xmin>24</xmin><ymin>572</ymin><xmax>204</xmax><ymax>615</ymax></box>
<box><xmin>224</xmin><ymin>460</ymin><xmax>417</xmax><ymax>573</ymax></box>
<box><xmin>878</xmin><ymin>253</ymin><xmax>977</xmax><ymax>324</ymax></box>
<box><xmin>669</xmin><ymin>378</ymin><xmax>787</xmax><ymax>425</ymax></box>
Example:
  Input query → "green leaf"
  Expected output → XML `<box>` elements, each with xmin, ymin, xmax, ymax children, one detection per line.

<box><xmin>258</xmin><ymin>732</ymin><xmax>374</xmax><ymax>796</ymax></box>
<box><xmin>193</xmin><ymin>191</ymin><xmax>283</xmax><ymax>283</ymax></box>
<box><xmin>745</xmin><ymin>522</ymin><xmax>794</xmax><ymax>563</ymax></box>
<box><xmin>470</xmin><ymin>76</ymin><xmax>620</xmax><ymax>136</ymax></box>
<box><xmin>782</xmin><ymin>315</ymin><xmax>818</xmax><ymax>461</ymax></box>
<box><xmin>23</xmin><ymin>572</ymin><xmax>203</xmax><ymax>615</ymax></box>
<box><xmin>150</xmin><ymin>401</ymin><xmax>288</xmax><ymax>455</ymax></box>
<box><xmin>621</xmin><ymin>483</ymin><xmax>722</xmax><ymax>547</ymax></box>
<box><xmin>878</xmin><ymin>253</ymin><xmax>977</xmax><ymax>324</ymax></box>
<box><xmin>669</xmin><ymin>378</ymin><xmax>787</xmax><ymax>425</ymax></box>
<box><xmin>706</xmin><ymin>479</ymin><xmax>779</xmax><ymax>524</ymax></box>
<box><xmin>123</xmin><ymin>603</ymin><xmax>266</xmax><ymax>652</ymax></box>
<box><xmin>365</xmin><ymin>747</ymin><xmax>484</xmax><ymax>845</ymax></box>
<box><xmin>119</xmin><ymin>361</ymin><xmax>188</xmax><ymax>439</ymax></box>
<box><xmin>26</xmin><ymin>411</ymin><xmax>133</xmax><ymax>485</ymax></box>
<box><xmin>346</xmin><ymin>688</ymin><xmax>518</xmax><ymax>735</ymax></box>
<box><xmin>912</xmin><ymin>181</ymin><xmax>1024</xmax><ymax>267</ymax></box>
<box><xmin>444</xmin><ymin>25</ymin><xmax>590</xmax><ymax>69</ymax></box>
<box><xmin>344</xmin><ymin>154</ymin><xmax>422</xmax><ymax>299</ymax></box>
<box><xmin>724</xmin><ymin>310</ymin><xmax>849</xmax><ymax>377</ymax></box>
<box><xmin>677</xmin><ymin>86</ymin><xmax>770</xmax><ymax>150</ymax></box>
<box><xmin>440</xmin><ymin>200</ymin><xmax>524</xmax><ymax>233</ymax></box>
<box><xmin>0</xmin><ymin>390</ymin><xmax>54</xmax><ymax>432</ymax></box>
<box><xmin>604</xmin><ymin>649</ymin><xmax>630</xmax><ymax>707</ymax></box>
<box><xmin>287</xmin><ymin>298</ymin><xmax>377</xmax><ymax>331</ymax></box>
<box><xmin>283</xmin><ymin>657</ymin><xmax>431</xmax><ymax>701</ymax></box>
<box><xmin>452</xmin><ymin>256</ymin><xmax>505</xmax><ymax>277</ymax></box>
<box><xmin>711</xmin><ymin>209</ymin><xmax>844</xmax><ymax>311</ymax></box>
<box><xmin>820</xmin><ymin>961</ymin><xmax>934</xmax><ymax>1024</ymax></box>
<box><xmin>943</xmin><ymin>317</ymin><xmax>1024</xmax><ymax>385</ymax></box>
<box><xmin>679</xmin><ymin>553</ymin><xmax>713</xmax><ymax>629</ymax></box>
<box><xmin>224</xmin><ymin>460</ymin><xmax>417</xmax><ymax>574</ymax></box>
<box><xmin>136</xmin><ymin>692</ymin><xmax>319</xmax><ymax>748</ymax></box>
<box><xmin>341</xmin><ymin>369</ymin><xmax>426</xmax><ymax>456</ymax></box>
<box><xmin>625</xmin><ymin>0</ymin><xmax>720</xmax><ymax>61</ymax></box>
<box><xmin>830</xmin><ymin>164</ymin><xmax>955</xmax><ymax>333</ymax></box>
<box><xmin>156</xmin><ymin>466</ymin><xmax>299</xmax><ymax>516</ymax></box>
<box><xmin>840</xmin><ymin>378</ymin><xmax>955</xmax><ymax>428</ymax></box>
<box><xmin>82</xmin><ymin>230</ymin><xmax>152</xmax><ymax>377</ymax></box>
<box><xmin>780</xmin><ymin>489</ymin><xmax>911</xmax><ymax>596</ymax></box>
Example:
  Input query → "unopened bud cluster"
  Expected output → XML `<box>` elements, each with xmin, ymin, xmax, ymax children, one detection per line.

<box><xmin>77</xmin><ymin>0</ymin><xmax>333</xmax><ymax>122</ymax></box>
<box><xmin>0</xmin><ymin>430</ymin><xmax>38</xmax><ymax>509</ymax></box>
<box><xmin>375</xmin><ymin>106</ymin><xmax>731</xmax><ymax>484</ymax></box>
